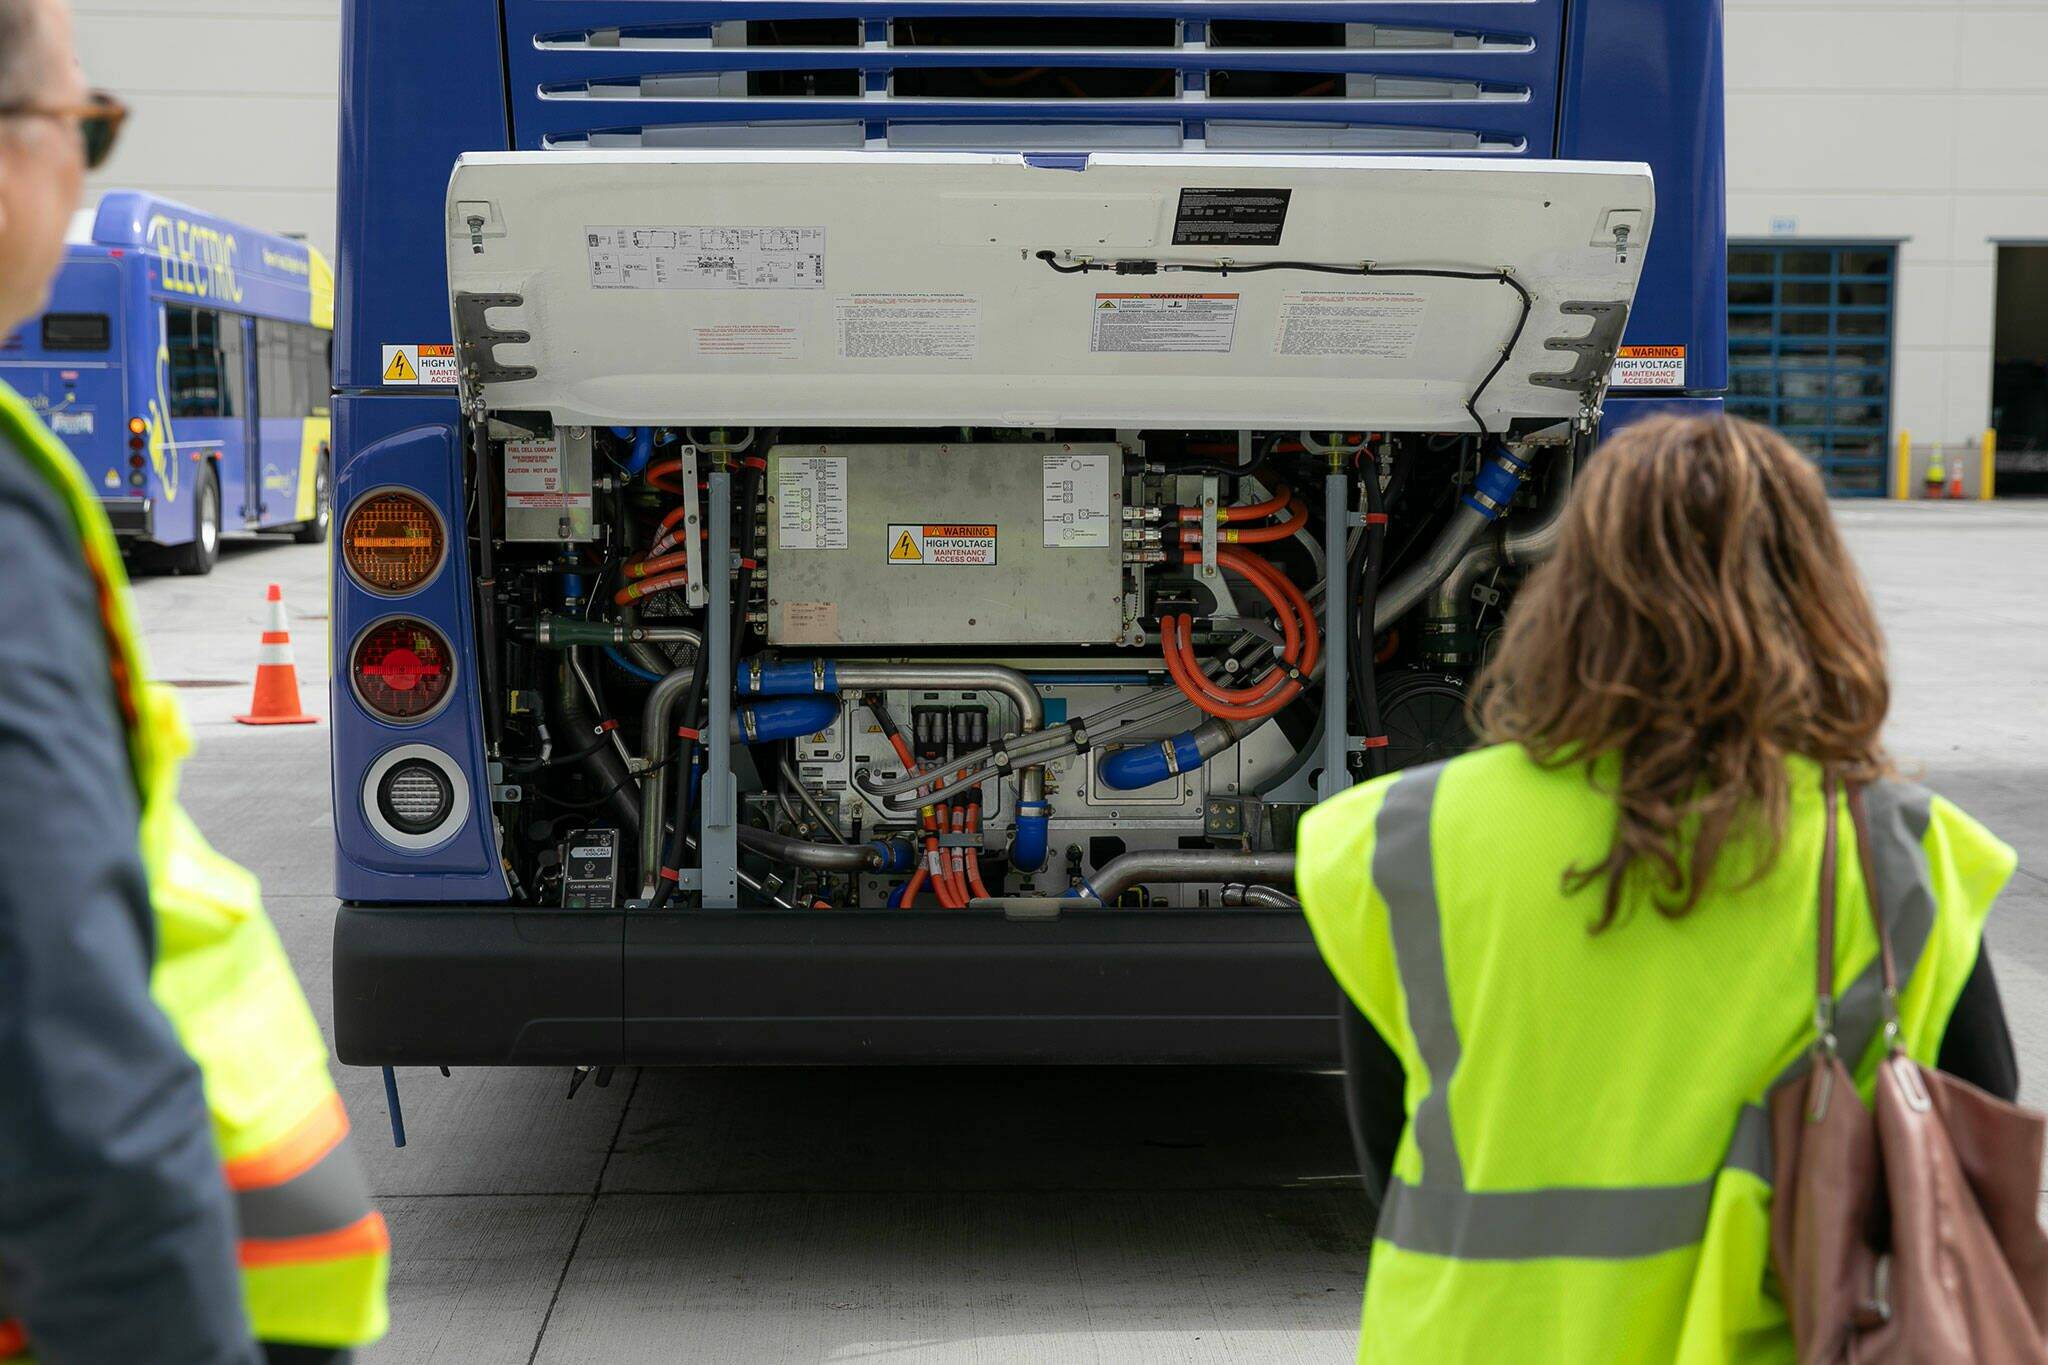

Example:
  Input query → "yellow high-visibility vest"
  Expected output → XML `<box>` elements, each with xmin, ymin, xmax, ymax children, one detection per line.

<box><xmin>0</xmin><ymin>381</ymin><xmax>388</xmax><ymax>1351</ymax></box>
<box><xmin>1298</xmin><ymin>743</ymin><xmax>2013</xmax><ymax>1364</ymax></box>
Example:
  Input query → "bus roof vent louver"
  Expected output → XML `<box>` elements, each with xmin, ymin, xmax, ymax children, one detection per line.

<box><xmin>509</xmin><ymin>2</ymin><xmax>1563</xmax><ymax>157</ymax></box>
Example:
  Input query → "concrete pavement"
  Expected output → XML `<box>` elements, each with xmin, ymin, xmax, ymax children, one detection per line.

<box><xmin>130</xmin><ymin>501</ymin><xmax>2048</xmax><ymax>1363</ymax></box>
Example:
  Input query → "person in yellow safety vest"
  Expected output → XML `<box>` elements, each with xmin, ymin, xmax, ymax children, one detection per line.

<box><xmin>1299</xmin><ymin>413</ymin><xmax>2021</xmax><ymax>1364</ymax></box>
<box><xmin>0</xmin><ymin>2</ymin><xmax>387</xmax><ymax>1360</ymax></box>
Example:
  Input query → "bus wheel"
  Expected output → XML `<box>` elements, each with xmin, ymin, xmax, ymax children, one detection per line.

<box><xmin>169</xmin><ymin>466</ymin><xmax>221</xmax><ymax>576</ymax></box>
<box><xmin>292</xmin><ymin>457</ymin><xmax>331</xmax><ymax>544</ymax></box>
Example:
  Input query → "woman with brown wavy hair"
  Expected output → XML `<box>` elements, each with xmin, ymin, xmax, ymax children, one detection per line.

<box><xmin>1297</xmin><ymin>414</ymin><xmax>2019</xmax><ymax>1364</ymax></box>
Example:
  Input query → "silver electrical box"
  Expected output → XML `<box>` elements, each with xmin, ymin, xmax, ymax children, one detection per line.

<box><xmin>765</xmin><ymin>442</ymin><xmax>1126</xmax><ymax>647</ymax></box>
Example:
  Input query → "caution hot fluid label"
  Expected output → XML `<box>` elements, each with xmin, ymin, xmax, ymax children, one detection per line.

<box><xmin>504</xmin><ymin>437</ymin><xmax>582</xmax><ymax>511</ymax></box>
<box><xmin>381</xmin><ymin>343</ymin><xmax>457</xmax><ymax>386</ymax></box>
<box><xmin>1611</xmin><ymin>345</ymin><xmax>1686</xmax><ymax>389</ymax></box>
<box><xmin>887</xmin><ymin>523</ymin><xmax>998</xmax><ymax>566</ymax></box>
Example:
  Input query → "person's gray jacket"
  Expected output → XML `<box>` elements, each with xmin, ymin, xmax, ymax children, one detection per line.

<box><xmin>0</xmin><ymin>436</ymin><xmax>259</xmax><ymax>1364</ymax></box>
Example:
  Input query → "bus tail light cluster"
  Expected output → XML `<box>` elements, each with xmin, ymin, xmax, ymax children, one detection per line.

<box><xmin>342</xmin><ymin>488</ymin><xmax>445</xmax><ymax>595</ymax></box>
<box><xmin>127</xmin><ymin>417</ymin><xmax>145</xmax><ymax>487</ymax></box>
<box><xmin>350</xmin><ymin>617</ymin><xmax>455</xmax><ymax>723</ymax></box>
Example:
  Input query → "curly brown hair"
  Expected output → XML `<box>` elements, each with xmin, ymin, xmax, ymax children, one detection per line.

<box><xmin>1472</xmin><ymin>414</ymin><xmax>1891</xmax><ymax>930</ymax></box>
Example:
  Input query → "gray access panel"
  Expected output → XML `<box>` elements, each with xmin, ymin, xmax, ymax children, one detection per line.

<box><xmin>765</xmin><ymin>443</ymin><xmax>1126</xmax><ymax>647</ymax></box>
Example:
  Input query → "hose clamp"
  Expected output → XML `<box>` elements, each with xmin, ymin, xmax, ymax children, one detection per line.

<box><xmin>1160</xmin><ymin>739</ymin><xmax>1183</xmax><ymax>776</ymax></box>
<box><xmin>812</xmin><ymin>658</ymin><xmax>827</xmax><ymax>692</ymax></box>
<box><xmin>747</xmin><ymin>659</ymin><xmax>764</xmax><ymax>692</ymax></box>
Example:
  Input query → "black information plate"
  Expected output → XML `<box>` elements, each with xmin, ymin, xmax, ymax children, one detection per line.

<box><xmin>1172</xmin><ymin>187</ymin><xmax>1293</xmax><ymax>247</ymax></box>
<box><xmin>563</xmin><ymin>828</ymin><xmax>619</xmax><ymax>909</ymax></box>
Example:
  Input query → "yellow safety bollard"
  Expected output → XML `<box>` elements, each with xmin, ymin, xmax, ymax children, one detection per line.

<box><xmin>1893</xmin><ymin>429</ymin><xmax>1912</xmax><ymax>500</ymax></box>
<box><xmin>1982</xmin><ymin>430</ymin><xmax>1997</xmax><ymax>501</ymax></box>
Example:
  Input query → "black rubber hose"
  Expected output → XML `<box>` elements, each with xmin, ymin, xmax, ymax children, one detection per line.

<box><xmin>545</xmin><ymin>658</ymin><xmax>641</xmax><ymax>842</ymax></box>
<box><xmin>647</xmin><ymin>683</ymin><xmax>702</xmax><ymax>911</ymax></box>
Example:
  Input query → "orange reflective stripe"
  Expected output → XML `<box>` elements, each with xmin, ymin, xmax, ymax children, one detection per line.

<box><xmin>239</xmin><ymin>1211</ymin><xmax>389</xmax><ymax>1269</ymax></box>
<box><xmin>224</xmin><ymin>1092</ymin><xmax>350</xmax><ymax>1192</ymax></box>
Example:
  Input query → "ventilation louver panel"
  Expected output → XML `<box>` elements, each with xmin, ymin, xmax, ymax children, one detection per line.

<box><xmin>509</xmin><ymin>2</ymin><xmax>1563</xmax><ymax>156</ymax></box>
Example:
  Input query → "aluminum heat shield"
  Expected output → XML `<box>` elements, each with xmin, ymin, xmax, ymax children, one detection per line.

<box><xmin>443</xmin><ymin>150</ymin><xmax>1654</xmax><ymax>430</ymax></box>
<box><xmin>765</xmin><ymin>443</ymin><xmax>1125</xmax><ymax>648</ymax></box>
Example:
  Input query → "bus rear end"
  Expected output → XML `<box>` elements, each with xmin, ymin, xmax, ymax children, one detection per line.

<box><xmin>0</xmin><ymin>247</ymin><xmax>142</xmax><ymax>536</ymax></box>
<box><xmin>332</xmin><ymin>2</ymin><xmax>1724</xmax><ymax>1072</ymax></box>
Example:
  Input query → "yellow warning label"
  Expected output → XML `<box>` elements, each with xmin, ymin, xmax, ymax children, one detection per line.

<box><xmin>886</xmin><ymin>523</ymin><xmax>998</xmax><ymax>566</ymax></box>
<box><xmin>380</xmin><ymin>343</ymin><xmax>457</xmax><ymax>386</ymax></box>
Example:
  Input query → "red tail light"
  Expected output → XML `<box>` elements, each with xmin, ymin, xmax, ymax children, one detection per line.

<box><xmin>351</xmin><ymin>618</ymin><xmax>454</xmax><ymax>722</ymax></box>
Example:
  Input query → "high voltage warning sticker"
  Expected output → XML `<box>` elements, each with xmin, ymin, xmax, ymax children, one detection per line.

<box><xmin>886</xmin><ymin>523</ymin><xmax>998</xmax><ymax>566</ymax></box>
<box><xmin>1611</xmin><ymin>345</ymin><xmax>1686</xmax><ymax>388</ymax></box>
<box><xmin>380</xmin><ymin>344</ymin><xmax>458</xmax><ymax>386</ymax></box>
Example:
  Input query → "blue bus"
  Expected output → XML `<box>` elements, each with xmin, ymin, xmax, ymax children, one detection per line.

<box><xmin>333</xmin><ymin>2</ymin><xmax>1725</xmax><ymax>1073</ymax></box>
<box><xmin>0</xmin><ymin>192</ymin><xmax>335</xmax><ymax>574</ymax></box>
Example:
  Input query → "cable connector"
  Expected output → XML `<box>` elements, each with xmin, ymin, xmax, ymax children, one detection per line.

<box><xmin>1113</xmin><ymin>259</ymin><xmax>1159</xmax><ymax>275</ymax></box>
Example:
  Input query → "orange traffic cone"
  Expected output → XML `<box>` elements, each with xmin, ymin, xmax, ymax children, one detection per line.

<box><xmin>235</xmin><ymin>583</ymin><xmax>319</xmax><ymax>725</ymax></box>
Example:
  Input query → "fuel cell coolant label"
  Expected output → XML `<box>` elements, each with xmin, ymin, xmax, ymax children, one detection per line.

<box><xmin>1090</xmin><ymin>293</ymin><xmax>1239</xmax><ymax>354</ymax></box>
<box><xmin>586</xmin><ymin>225</ymin><xmax>825</xmax><ymax>290</ymax></box>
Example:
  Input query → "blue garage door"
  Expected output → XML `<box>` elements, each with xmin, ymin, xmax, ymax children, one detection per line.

<box><xmin>1727</xmin><ymin>243</ymin><xmax>1896</xmax><ymax>496</ymax></box>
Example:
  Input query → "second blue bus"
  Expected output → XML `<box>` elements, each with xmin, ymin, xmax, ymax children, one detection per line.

<box><xmin>0</xmin><ymin>191</ymin><xmax>335</xmax><ymax>574</ymax></box>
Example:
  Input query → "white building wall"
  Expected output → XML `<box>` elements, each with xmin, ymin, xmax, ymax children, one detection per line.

<box><xmin>1726</xmin><ymin>0</ymin><xmax>2048</xmax><ymax>448</ymax></box>
<box><xmin>72</xmin><ymin>0</ymin><xmax>339</xmax><ymax>259</ymax></box>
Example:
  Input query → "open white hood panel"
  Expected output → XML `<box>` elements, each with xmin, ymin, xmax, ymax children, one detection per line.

<box><xmin>444</xmin><ymin>150</ymin><xmax>1654</xmax><ymax>430</ymax></box>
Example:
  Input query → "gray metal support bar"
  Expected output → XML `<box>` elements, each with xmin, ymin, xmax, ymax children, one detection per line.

<box><xmin>1318</xmin><ymin>469</ymin><xmax>1352</xmax><ymax>803</ymax></box>
<box><xmin>701</xmin><ymin>468</ymin><xmax>740</xmax><ymax>906</ymax></box>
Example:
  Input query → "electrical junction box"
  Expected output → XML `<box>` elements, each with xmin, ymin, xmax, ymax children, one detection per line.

<box><xmin>765</xmin><ymin>442</ymin><xmax>1125</xmax><ymax>647</ymax></box>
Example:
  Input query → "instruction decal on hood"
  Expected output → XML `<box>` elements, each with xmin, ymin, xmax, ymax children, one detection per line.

<box><xmin>586</xmin><ymin>225</ymin><xmax>825</xmax><ymax>291</ymax></box>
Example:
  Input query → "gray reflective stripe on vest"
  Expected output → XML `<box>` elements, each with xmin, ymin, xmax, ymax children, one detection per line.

<box><xmin>1373</xmin><ymin>762</ymin><xmax>1463</xmax><ymax>1188</ymax></box>
<box><xmin>236</xmin><ymin>1135</ymin><xmax>375</xmax><ymax>1242</ymax></box>
<box><xmin>1726</xmin><ymin>778</ymin><xmax>1941</xmax><ymax>1189</ymax></box>
<box><xmin>1374</xmin><ymin>774</ymin><xmax>1938</xmax><ymax>1260</ymax></box>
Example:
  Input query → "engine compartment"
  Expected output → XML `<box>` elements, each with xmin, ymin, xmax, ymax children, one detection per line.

<box><xmin>475</xmin><ymin>420</ymin><xmax>1575</xmax><ymax>911</ymax></box>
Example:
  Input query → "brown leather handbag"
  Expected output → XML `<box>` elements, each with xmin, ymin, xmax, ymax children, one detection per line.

<box><xmin>1770</xmin><ymin>774</ymin><xmax>2048</xmax><ymax>1363</ymax></box>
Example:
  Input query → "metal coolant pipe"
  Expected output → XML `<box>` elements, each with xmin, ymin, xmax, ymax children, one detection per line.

<box><xmin>825</xmin><ymin>664</ymin><xmax>1043</xmax><ymax>735</ymax></box>
<box><xmin>1373</xmin><ymin>502</ymin><xmax>1491</xmax><ymax>630</ymax></box>
<box><xmin>1373</xmin><ymin>443</ymin><xmax>1543</xmax><ymax>631</ymax></box>
<box><xmin>735</xmin><ymin>826</ymin><xmax>886</xmax><ymax>872</ymax></box>
<box><xmin>639</xmin><ymin>655</ymin><xmax>703</xmax><ymax>894</ymax></box>
<box><xmin>739</xmin><ymin>660</ymin><xmax>1053</xmax><ymax>865</ymax></box>
<box><xmin>1081</xmin><ymin>850</ymin><xmax>1297</xmax><ymax>902</ymax></box>
<box><xmin>1223</xmin><ymin>885</ymin><xmax>1303</xmax><ymax>910</ymax></box>
<box><xmin>1428</xmin><ymin>440</ymin><xmax>1579</xmax><ymax>624</ymax></box>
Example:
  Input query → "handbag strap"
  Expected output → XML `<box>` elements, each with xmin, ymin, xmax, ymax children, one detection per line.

<box><xmin>1815</xmin><ymin>770</ymin><xmax>1842</xmax><ymax>1056</ymax></box>
<box><xmin>1845</xmin><ymin>781</ymin><xmax>1905</xmax><ymax>1053</ymax></box>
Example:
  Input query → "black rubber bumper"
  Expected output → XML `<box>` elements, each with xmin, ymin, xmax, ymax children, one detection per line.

<box><xmin>333</xmin><ymin>905</ymin><xmax>1342</xmax><ymax>1067</ymax></box>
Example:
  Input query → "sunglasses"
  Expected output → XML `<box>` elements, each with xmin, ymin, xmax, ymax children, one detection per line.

<box><xmin>0</xmin><ymin>90</ymin><xmax>129</xmax><ymax>170</ymax></box>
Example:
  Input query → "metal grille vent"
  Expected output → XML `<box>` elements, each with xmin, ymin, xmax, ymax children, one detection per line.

<box><xmin>507</xmin><ymin>3</ymin><xmax>1559</xmax><ymax>156</ymax></box>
